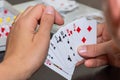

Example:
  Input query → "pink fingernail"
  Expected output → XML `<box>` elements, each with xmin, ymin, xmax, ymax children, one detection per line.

<box><xmin>78</xmin><ymin>45</ymin><xmax>87</xmax><ymax>54</ymax></box>
<box><xmin>45</xmin><ymin>6</ymin><xmax>54</xmax><ymax>14</ymax></box>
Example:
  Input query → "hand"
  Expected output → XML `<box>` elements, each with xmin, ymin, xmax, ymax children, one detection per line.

<box><xmin>105</xmin><ymin>0</ymin><xmax>120</xmax><ymax>49</ymax></box>
<box><xmin>77</xmin><ymin>23</ymin><xmax>110</xmax><ymax>67</ymax></box>
<box><xmin>77</xmin><ymin>23</ymin><xmax>120</xmax><ymax>68</ymax></box>
<box><xmin>0</xmin><ymin>5</ymin><xmax>64</xmax><ymax>80</ymax></box>
<box><xmin>77</xmin><ymin>0</ymin><xmax>120</xmax><ymax>68</ymax></box>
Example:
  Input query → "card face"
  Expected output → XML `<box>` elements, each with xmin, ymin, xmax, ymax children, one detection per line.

<box><xmin>0</xmin><ymin>1</ymin><xmax>18</xmax><ymax>51</ymax></box>
<box><xmin>52</xmin><ymin>30</ymin><xmax>75</xmax><ymax>74</ymax></box>
<box><xmin>58</xmin><ymin>27</ymin><xmax>78</xmax><ymax>64</ymax></box>
<box><xmin>83</xmin><ymin>20</ymin><xmax>97</xmax><ymax>45</ymax></box>
<box><xmin>63</xmin><ymin>18</ymin><xmax>88</xmax><ymax>61</ymax></box>
<box><xmin>47</xmin><ymin>48</ymin><xmax>63</xmax><ymax>69</ymax></box>
<box><xmin>44</xmin><ymin>59</ymin><xmax>72</xmax><ymax>80</ymax></box>
<box><xmin>49</xmin><ymin>39</ymin><xmax>66</xmax><ymax>67</ymax></box>
<box><xmin>47</xmin><ymin>44</ymin><xmax>74</xmax><ymax>75</ymax></box>
<box><xmin>44</xmin><ymin>17</ymin><xmax>97</xmax><ymax>80</ymax></box>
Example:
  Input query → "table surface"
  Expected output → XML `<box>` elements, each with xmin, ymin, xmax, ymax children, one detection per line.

<box><xmin>1</xmin><ymin>0</ymin><xmax>120</xmax><ymax>80</ymax></box>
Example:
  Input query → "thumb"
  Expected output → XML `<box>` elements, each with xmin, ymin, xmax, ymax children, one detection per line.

<box><xmin>77</xmin><ymin>40</ymin><xmax>115</xmax><ymax>58</ymax></box>
<box><xmin>35</xmin><ymin>6</ymin><xmax>55</xmax><ymax>39</ymax></box>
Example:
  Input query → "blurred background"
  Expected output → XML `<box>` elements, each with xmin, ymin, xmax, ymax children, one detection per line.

<box><xmin>7</xmin><ymin>0</ymin><xmax>102</xmax><ymax>9</ymax></box>
<box><xmin>1</xmin><ymin>0</ymin><xmax>119</xmax><ymax>80</ymax></box>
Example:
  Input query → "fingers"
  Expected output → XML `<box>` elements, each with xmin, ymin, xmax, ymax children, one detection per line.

<box><xmin>36</xmin><ymin>4</ymin><xmax>64</xmax><ymax>25</ymax></box>
<box><xmin>97</xmin><ymin>23</ymin><xmax>105</xmax><ymax>37</ymax></box>
<box><xmin>33</xmin><ymin>6</ymin><xmax>55</xmax><ymax>62</ymax></box>
<box><xmin>13</xmin><ymin>6</ymin><xmax>33</xmax><ymax>26</ymax></box>
<box><xmin>22</xmin><ymin>6</ymin><xmax>33</xmax><ymax>17</ymax></box>
<box><xmin>77</xmin><ymin>41</ymin><xmax>112</xmax><ymax>58</ymax></box>
<box><xmin>54</xmin><ymin>11</ymin><xmax>64</xmax><ymax>25</ymax></box>
<box><xmin>97</xmin><ymin>23</ymin><xmax>111</xmax><ymax>43</ymax></box>
<box><xmin>84</xmin><ymin>55</ymin><xmax>108</xmax><ymax>68</ymax></box>
<box><xmin>25</xmin><ymin>5</ymin><xmax>44</xmax><ymax>30</ymax></box>
<box><xmin>78</xmin><ymin>39</ymin><xmax>120</xmax><ymax>58</ymax></box>
<box><xmin>76</xmin><ymin>59</ymin><xmax>85</xmax><ymax>66</ymax></box>
<box><xmin>26</xmin><ymin>4</ymin><xmax>63</xmax><ymax>26</ymax></box>
<box><xmin>35</xmin><ymin>6</ymin><xmax>55</xmax><ymax>39</ymax></box>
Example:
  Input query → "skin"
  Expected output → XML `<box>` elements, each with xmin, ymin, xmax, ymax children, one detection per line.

<box><xmin>0</xmin><ymin>4</ymin><xmax>64</xmax><ymax>80</ymax></box>
<box><xmin>77</xmin><ymin>0</ymin><xmax>120</xmax><ymax>68</ymax></box>
<box><xmin>0</xmin><ymin>0</ymin><xmax>119</xmax><ymax>79</ymax></box>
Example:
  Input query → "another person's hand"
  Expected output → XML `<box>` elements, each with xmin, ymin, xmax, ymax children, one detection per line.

<box><xmin>77</xmin><ymin>23</ymin><xmax>110</xmax><ymax>67</ymax></box>
<box><xmin>0</xmin><ymin>4</ymin><xmax>64</xmax><ymax>80</ymax></box>
<box><xmin>105</xmin><ymin>0</ymin><xmax>120</xmax><ymax>48</ymax></box>
<box><xmin>77</xmin><ymin>0</ymin><xmax>120</xmax><ymax>68</ymax></box>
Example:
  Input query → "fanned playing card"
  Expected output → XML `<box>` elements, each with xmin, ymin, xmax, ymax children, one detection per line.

<box><xmin>44</xmin><ymin>17</ymin><xmax>97</xmax><ymax>80</ymax></box>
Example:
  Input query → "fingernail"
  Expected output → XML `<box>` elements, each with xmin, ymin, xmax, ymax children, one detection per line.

<box><xmin>45</xmin><ymin>6</ymin><xmax>54</xmax><ymax>14</ymax></box>
<box><xmin>78</xmin><ymin>45</ymin><xmax>87</xmax><ymax>54</ymax></box>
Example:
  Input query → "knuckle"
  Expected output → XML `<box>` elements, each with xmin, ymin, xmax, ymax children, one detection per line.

<box><xmin>42</xmin><ymin>14</ymin><xmax>54</xmax><ymax>23</ymax></box>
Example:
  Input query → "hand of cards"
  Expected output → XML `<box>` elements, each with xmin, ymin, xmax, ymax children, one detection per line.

<box><xmin>44</xmin><ymin>17</ymin><xmax>97</xmax><ymax>80</ymax></box>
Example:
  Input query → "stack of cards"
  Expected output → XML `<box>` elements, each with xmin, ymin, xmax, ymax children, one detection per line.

<box><xmin>0</xmin><ymin>0</ymin><xmax>18</xmax><ymax>51</ymax></box>
<box><xmin>44</xmin><ymin>17</ymin><xmax>97</xmax><ymax>80</ymax></box>
<box><xmin>42</xmin><ymin>0</ymin><xmax>78</xmax><ymax>12</ymax></box>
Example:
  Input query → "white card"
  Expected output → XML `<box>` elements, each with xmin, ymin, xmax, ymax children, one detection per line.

<box><xmin>44</xmin><ymin>59</ymin><xmax>72</xmax><ymax>80</ymax></box>
<box><xmin>52</xmin><ymin>30</ymin><xmax>75</xmax><ymax>75</ymax></box>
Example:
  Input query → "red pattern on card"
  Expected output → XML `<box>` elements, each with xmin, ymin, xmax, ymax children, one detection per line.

<box><xmin>4</xmin><ymin>9</ymin><xmax>8</xmax><ymax>14</ymax></box>
<box><xmin>5</xmin><ymin>32</ymin><xmax>9</xmax><ymax>36</ymax></box>
<box><xmin>1</xmin><ymin>27</ymin><xmax>5</xmax><ymax>33</ymax></box>
<box><xmin>67</xmin><ymin>29</ymin><xmax>72</xmax><ymax>36</ymax></box>
<box><xmin>82</xmin><ymin>37</ymin><xmax>86</xmax><ymax>43</ymax></box>
<box><xmin>77</xmin><ymin>27</ymin><xmax>81</xmax><ymax>33</ymax></box>
<box><xmin>46</xmin><ymin>60</ymin><xmax>51</xmax><ymax>65</ymax></box>
<box><xmin>0</xmin><ymin>34</ymin><xmax>1</xmax><ymax>37</ymax></box>
<box><xmin>73</xmin><ymin>23</ymin><xmax>77</xmax><ymax>31</ymax></box>
<box><xmin>87</xmin><ymin>26</ymin><xmax>92</xmax><ymax>32</ymax></box>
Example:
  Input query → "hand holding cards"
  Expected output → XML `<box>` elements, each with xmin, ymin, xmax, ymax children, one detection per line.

<box><xmin>44</xmin><ymin>17</ymin><xmax>97</xmax><ymax>80</ymax></box>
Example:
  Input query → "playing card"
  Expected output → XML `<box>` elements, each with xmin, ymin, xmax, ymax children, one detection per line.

<box><xmin>58</xmin><ymin>27</ymin><xmax>78</xmax><ymax>64</ymax></box>
<box><xmin>51</xmin><ymin>30</ymin><xmax>75</xmax><ymax>75</ymax></box>
<box><xmin>48</xmin><ymin>42</ymin><xmax>75</xmax><ymax>74</ymax></box>
<box><xmin>62</xmin><ymin>18</ymin><xmax>87</xmax><ymax>61</ymax></box>
<box><xmin>45</xmin><ymin>17</ymin><xmax>97</xmax><ymax>80</ymax></box>
<box><xmin>82</xmin><ymin>20</ymin><xmax>97</xmax><ymax>44</ymax></box>
<box><xmin>44</xmin><ymin>59</ymin><xmax>72</xmax><ymax>80</ymax></box>
<box><xmin>49</xmin><ymin>39</ymin><xmax>66</xmax><ymax>67</ymax></box>
<box><xmin>47</xmin><ymin>48</ymin><xmax>64</xmax><ymax>69</ymax></box>
<box><xmin>64</xmin><ymin>18</ymin><xmax>97</xmax><ymax>62</ymax></box>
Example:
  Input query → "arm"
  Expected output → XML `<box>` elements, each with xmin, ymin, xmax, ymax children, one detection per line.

<box><xmin>77</xmin><ymin>0</ymin><xmax>120</xmax><ymax>68</ymax></box>
<box><xmin>0</xmin><ymin>4</ymin><xmax>64</xmax><ymax>80</ymax></box>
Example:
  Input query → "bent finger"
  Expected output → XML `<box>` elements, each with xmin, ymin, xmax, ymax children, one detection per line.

<box><xmin>77</xmin><ymin>41</ymin><xmax>112</xmax><ymax>58</ymax></box>
<box><xmin>84</xmin><ymin>55</ymin><xmax>108</xmax><ymax>68</ymax></box>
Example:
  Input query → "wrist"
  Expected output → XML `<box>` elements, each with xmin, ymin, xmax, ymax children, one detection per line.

<box><xmin>0</xmin><ymin>58</ymin><xmax>31</xmax><ymax>80</ymax></box>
